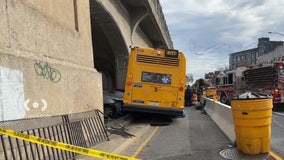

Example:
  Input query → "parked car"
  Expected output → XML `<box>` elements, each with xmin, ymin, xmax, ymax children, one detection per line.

<box><xmin>103</xmin><ymin>90</ymin><xmax>124</xmax><ymax>118</ymax></box>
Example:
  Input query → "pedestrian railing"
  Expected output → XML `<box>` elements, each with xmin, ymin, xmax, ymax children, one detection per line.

<box><xmin>0</xmin><ymin>109</ymin><xmax>109</xmax><ymax>160</ymax></box>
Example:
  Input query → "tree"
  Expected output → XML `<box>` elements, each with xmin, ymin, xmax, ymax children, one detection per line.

<box><xmin>186</xmin><ymin>73</ymin><xmax>194</xmax><ymax>85</ymax></box>
<box><xmin>192</xmin><ymin>78</ymin><xmax>210</xmax><ymax>88</ymax></box>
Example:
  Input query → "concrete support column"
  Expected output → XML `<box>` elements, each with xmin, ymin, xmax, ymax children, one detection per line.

<box><xmin>115</xmin><ymin>56</ymin><xmax>129</xmax><ymax>89</ymax></box>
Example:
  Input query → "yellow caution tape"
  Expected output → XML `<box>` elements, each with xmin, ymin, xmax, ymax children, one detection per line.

<box><xmin>0</xmin><ymin>127</ymin><xmax>140</xmax><ymax>160</ymax></box>
<box><xmin>270</xmin><ymin>151</ymin><xmax>283</xmax><ymax>160</ymax></box>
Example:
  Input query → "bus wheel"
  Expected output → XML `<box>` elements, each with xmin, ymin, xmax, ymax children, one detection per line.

<box><xmin>220</xmin><ymin>93</ymin><xmax>227</xmax><ymax>104</ymax></box>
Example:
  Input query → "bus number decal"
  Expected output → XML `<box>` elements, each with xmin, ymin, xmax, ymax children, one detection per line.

<box><xmin>165</xmin><ymin>49</ymin><xmax>179</xmax><ymax>58</ymax></box>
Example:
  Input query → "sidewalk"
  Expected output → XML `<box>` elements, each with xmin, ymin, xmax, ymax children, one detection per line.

<box><xmin>76</xmin><ymin>114</ymin><xmax>148</xmax><ymax>160</ymax></box>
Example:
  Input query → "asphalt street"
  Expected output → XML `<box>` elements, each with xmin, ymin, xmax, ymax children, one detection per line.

<box><xmin>78</xmin><ymin>106</ymin><xmax>282</xmax><ymax>160</ymax></box>
<box><xmin>136</xmin><ymin>107</ymin><xmax>232</xmax><ymax>160</ymax></box>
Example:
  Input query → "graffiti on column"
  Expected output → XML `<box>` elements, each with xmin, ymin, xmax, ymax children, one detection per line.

<box><xmin>34</xmin><ymin>62</ymin><xmax>61</xmax><ymax>83</ymax></box>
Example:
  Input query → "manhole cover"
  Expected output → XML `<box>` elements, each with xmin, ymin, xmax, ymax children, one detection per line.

<box><xmin>220</xmin><ymin>147</ymin><xmax>273</xmax><ymax>160</ymax></box>
<box><xmin>220</xmin><ymin>148</ymin><xmax>239</xmax><ymax>159</ymax></box>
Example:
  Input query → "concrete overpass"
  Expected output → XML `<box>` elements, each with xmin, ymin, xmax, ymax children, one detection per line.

<box><xmin>90</xmin><ymin>0</ymin><xmax>173</xmax><ymax>89</ymax></box>
<box><xmin>0</xmin><ymin>0</ymin><xmax>172</xmax><ymax>119</ymax></box>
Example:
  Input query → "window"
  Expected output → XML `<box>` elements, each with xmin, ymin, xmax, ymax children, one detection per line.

<box><xmin>251</xmin><ymin>53</ymin><xmax>255</xmax><ymax>58</ymax></box>
<box><xmin>237</xmin><ymin>56</ymin><xmax>240</xmax><ymax>62</ymax></box>
<box><xmin>141</xmin><ymin>71</ymin><xmax>172</xmax><ymax>85</ymax></box>
<box><xmin>216</xmin><ymin>78</ymin><xmax>220</xmax><ymax>85</ymax></box>
<box><xmin>223</xmin><ymin>77</ymin><xmax>228</xmax><ymax>84</ymax></box>
<box><xmin>228</xmin><ymin>73</ymin><xmax>233</xmax><ymax>84</ymax></box>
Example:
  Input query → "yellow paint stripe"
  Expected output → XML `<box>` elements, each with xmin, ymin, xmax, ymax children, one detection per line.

<box><xmin>270</xmin><ymin>151</ymin><xmax>283</xmax><ymax>160</ymax></box>
<box><xmin>113</xmin><ymin>125</ymin><xmax>151</xmax><ymax>154</ymax></box>
<box><xmin>0</xmin><ymin>127</ymin><xmax>140</xmax><ymax>160</ymax></box>
<box><xmin>131</xmin><ymin>126</ymin><xmax>159</xmax><ymax>157</ymax></box>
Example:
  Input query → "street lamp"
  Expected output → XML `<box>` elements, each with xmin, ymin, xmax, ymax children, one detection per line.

<box><xmin>268</xmin><ymin>31</ymin><xmax>284</xmax><ymax>36</ymax></box>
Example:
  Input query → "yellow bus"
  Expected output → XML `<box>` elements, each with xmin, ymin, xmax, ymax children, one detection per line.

<box><xmin>123</xmin><ymin>46</ymin><xmax>186</xmax><ymax>116</ymax></box>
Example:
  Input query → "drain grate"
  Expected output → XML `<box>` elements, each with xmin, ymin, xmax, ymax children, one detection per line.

<box><xmin>220</xmin><ymin>147</ymin><xmax>273</xmax><ymax>160</ymax></box>
<box><xmin>220</xmin><ymin>148</ymin><xmax>240</xmax><ymax>159</ymax></box>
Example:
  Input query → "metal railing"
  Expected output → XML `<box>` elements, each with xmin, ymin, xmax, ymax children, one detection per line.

<box><xmin>0</xmin><ymin>109</ymin><xmax>109</xmax><ymax>160</ymax></box>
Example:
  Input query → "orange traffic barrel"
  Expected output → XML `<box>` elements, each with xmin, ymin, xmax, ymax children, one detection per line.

<box><xmin>192</xmin><ymin>93</ymin><xmax>198</xmax><ymax>103</ymax></box>
<box><xmin>231</xmin><ymin>92</ymin><xmax>272</xmax><ymax>155</ymax></box>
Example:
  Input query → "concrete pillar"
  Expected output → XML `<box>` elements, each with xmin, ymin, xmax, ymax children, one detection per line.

<box><xmin>115</xmin><ymin>56</ymin><xmax>129</xmax><ymax>89</ymax></box>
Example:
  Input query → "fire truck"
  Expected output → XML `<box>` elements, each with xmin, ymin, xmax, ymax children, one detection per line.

<box><xmin>244</xmin><ymin>61</ymin><xmax>284</xmax><ymax>110</ymax></box>
<box><xmin>215</xmin><ymin>67</ymin><xmax>247</xmax><ymax>104</ymax></box>
<box><xmin>216</xmin><ymin>62</ymin><xmax>284</xmax><ymax>110</ymax></box>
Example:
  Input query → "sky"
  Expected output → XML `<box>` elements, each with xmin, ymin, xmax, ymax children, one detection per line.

<box><xmin>160</xmin><ymin>0</ymin><xmax>284</xmax><ymax>80</ymax></box>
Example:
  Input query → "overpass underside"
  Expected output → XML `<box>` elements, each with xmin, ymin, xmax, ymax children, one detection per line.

<box><xmin>90</xmin><ymin>0</ymin><xmax>173</xmax><ymax>89</ymax></box>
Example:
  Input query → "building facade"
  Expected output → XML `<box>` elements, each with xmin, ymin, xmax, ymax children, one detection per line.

<box><xmin>229</xmin><ymin>48</ymin><xmax>258</xmax><ymax>70</ymax></box>
<box><xmin>229</xmin><ymin>37</ymin><xmax>284</xmax><ymax>70</ymax></box>
<box><xmin>204</xmin><ymin>71</ymin><xmax>221</xmax><ymax>86</ymax></box>
<box><xmin>257</xmin><ymin>45</ymin><xmax>284</xmax><ymax>65</ymax></box>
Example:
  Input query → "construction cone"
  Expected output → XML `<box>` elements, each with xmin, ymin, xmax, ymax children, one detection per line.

<box><xmin>192</xmin><ymin>93</ymin><xmax>198</xmax><ymax>104</ymax></box>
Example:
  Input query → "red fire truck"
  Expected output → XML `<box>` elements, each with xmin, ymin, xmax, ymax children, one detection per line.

<box><xmin>215</xmin><ymin>67</ymin><xmax>247</xmax><ymax>104</ymax></box>
<box><xmin>216</xmin><ymin>61</ymin><xmax>284</xmax><ymax>111</ymax></box>
<box><xmin>244</xmin><ymin>61</ymin><xmax>284</xmax><ymax>110</ymax></box>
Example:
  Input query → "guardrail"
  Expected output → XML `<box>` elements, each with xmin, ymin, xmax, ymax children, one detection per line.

<box><xmin>201</xmin><ymin>96</ymin><xmax>236</xmax><ymax>143</ymax></box>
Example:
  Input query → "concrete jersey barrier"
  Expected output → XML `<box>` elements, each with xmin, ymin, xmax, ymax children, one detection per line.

<box><xmin>201</xmin><ymin>96</ymin><xmax>236</xmax><ymax>143</ymax></box>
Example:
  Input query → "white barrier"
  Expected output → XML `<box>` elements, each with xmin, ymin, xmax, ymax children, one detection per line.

<box><xmin>201</xmin><ymin>96</ymin><xmax>236</xmax><ymax>143</ymax></box>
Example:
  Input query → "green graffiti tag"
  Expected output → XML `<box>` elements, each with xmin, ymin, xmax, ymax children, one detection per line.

<box><xmin>34</xmin><ymin>62</ymin><xmax>61</xmax><ymax>83</ymax></box>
